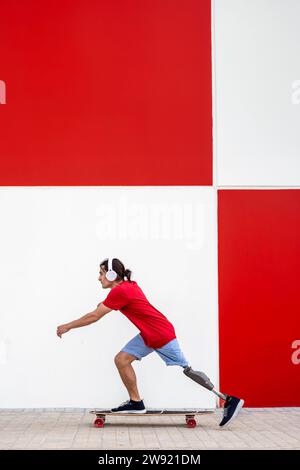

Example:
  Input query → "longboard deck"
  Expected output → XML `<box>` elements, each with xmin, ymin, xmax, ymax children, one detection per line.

<box><xmin>91</xmin><ymin>409</ymin><xmax>214</xmax><ymax>428</ymax></box>
<box><xmin>91</xmin><ymin>409</ymin><xmax>213</xmax><ymax>416</ymax></box>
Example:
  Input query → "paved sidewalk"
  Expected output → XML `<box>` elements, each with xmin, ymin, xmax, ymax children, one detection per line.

<box><xmin>0</xmin><ymin>408</ymin><xmax>299</xmax><ymax>450</ymax></box>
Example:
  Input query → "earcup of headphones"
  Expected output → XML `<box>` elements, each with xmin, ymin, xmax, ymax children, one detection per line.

<box><xmin>106</xmin><ymin>270</ymin><xmax>117</xmax><ymax>281</ymax></box>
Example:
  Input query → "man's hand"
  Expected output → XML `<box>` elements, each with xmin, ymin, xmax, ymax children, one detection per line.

<box><xmin>57</xmin><ymin>324</ymin><xmax>71</xmax><ymax>338</ymax></box>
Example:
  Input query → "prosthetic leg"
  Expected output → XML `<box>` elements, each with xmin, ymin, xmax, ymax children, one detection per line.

<box><xmin>183</xmin><ymin>366</ymin><xmax>228</xmax><ymax>400</ymax></box>
<box><xmin>183</xmin><ymin>366</ymin><xmax>244</xmax><ymax>427</ymax></box>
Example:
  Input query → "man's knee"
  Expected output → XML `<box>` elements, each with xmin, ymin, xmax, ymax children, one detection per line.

<box><xmin>114</xmin><ymin>352</ymin><xmax>136</xmax><ymax>368</ymax></box>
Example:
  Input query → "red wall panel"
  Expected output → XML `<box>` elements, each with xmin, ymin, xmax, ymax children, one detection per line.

<box><xmin>218</xmin><ymin>190</ymin><xmax>300</xmax><ymax>407</ymax></box>
<box><xmin>0</xmin><ymin>0</ymin><xmax>212</xmax><ymax>185</ymax></box>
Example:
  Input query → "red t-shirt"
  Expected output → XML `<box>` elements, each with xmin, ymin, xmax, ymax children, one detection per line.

<box><xmin>102</xmin><ymin>280</ymin><xmax>176</xmax><ymax>348</ymax></box>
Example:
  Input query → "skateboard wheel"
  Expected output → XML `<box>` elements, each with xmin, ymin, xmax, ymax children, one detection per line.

<box><xmin>186</xmin><ymin>418</ymin><xmax>197</xmax><ymax>428</ymax></box>
<box><xmin>94</xmin><ymin>418</ymin><xmax>105</xmax><ymax>428</ymax></box>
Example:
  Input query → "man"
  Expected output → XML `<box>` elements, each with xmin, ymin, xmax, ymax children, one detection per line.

<box><xmin>57</xmin><ymin>258</ymin><xmax>244</xmax><ymax>427</ymax></box>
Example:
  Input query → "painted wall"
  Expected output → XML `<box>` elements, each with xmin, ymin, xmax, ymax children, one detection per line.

<box><xmin>0</xmin><ymin>0</ymin><xmax>215</xmax><ymax>408</ymax></box>
<box><xmin>215</xmin><ymin>0</ymin><xmax>300</xmax><ymax>406</ymax></box>
<box><xmin>0</xmin><ymin>0</ymin><xmax>212</xmax><ymax>185</ymax></box>
<box><xmin>218</xmin><ymin>190</ymin><xmax>300</xmax><ymax>407</ymax></box>
<box><xmin>0</xmin><ymin>187</ymin><xmax>218</xmax><ymax>408</ymax></box>
<box><xmin>1</xmin><ymin>0</ymin><xmax>299</xmax><ymax>409</ymax></box>
<box><xmin>214</xmin><ymin>0</ymin><xmax>300</xmax><ymax>186</ymax></box>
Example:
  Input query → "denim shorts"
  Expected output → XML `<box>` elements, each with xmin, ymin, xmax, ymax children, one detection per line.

<box><xmin>121</xmin><ymin>334</ymin><xmax>190</xmax><ymax>368</ymax></box>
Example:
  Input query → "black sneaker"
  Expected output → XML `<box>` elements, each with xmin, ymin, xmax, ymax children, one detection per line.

<box><xmin>111</xmin><ymin>399</ymin><xmax>146</xmax><ymax>414</ymax></box>
<box><xmin>219</xmin><ymin>396</ymin><xmax>244</xmax><ymax>427</ymax></box>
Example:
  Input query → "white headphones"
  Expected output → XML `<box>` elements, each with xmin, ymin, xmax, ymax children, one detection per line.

<box><xmin>105</xmin><ymin>257</ymin><xmax>118</xmax><ymax>281</ymax></box>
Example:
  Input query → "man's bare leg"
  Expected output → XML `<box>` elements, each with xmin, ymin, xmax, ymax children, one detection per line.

<box><xmin>114</xmin><ymin>352</ymin><xmax>142</xmax><ymax>401</ymax></box>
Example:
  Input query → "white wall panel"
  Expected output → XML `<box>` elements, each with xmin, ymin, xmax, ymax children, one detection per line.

<box><xmin>214</xmin><ymin>0</ymin><xmax>300</xmax><ymax>186</ymax></box>
<box><xmin>0</xmin><ymin>187</ymin><xmax>218</xmax><ymax>409</ymax></box>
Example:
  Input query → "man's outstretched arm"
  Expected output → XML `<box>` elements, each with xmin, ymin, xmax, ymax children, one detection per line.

<box><xmin>56</xmin><ymin>303</ymin><xmax>112</xmax><ymax>338</ymax></box>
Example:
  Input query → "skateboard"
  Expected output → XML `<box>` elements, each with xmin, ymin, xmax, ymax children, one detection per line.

<box><xmin>90</xmin><ymin>409</ymin><xmax>213</xmax><ymax>429</ymax></box>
